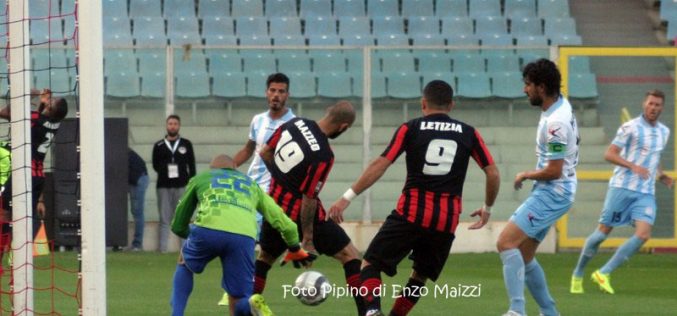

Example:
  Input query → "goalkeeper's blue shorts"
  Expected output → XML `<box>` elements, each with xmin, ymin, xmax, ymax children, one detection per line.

<box><xmin>182</xmin><ymin>225</ymin><xmax>255</xmax><ymax>298</ymax></box>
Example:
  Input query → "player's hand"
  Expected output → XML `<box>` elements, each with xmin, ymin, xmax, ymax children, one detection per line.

<box><xmin>36</xmin><ymin>201</ymin><xmax>46</xmax><ymax>219</ymax></box>
<box><xmin>631</xmin><ymin>165</ymin><xmax>649</xmax><ymax>179</ymax></box>
<box><xmin>514</xmin><ymin>172</ymin><xmax>527</xmax><ymax>190</ymax></box>
<box><xmin>281</xmin><ymin>245</ymin><xmax>317</xmax><ymax>269</ymax></box>
<box><xmin>328</xmin><ymin>198</ymin><xmax>350</xmax><ymax>223</ymax></box>
<box><xmin>660</xmin><ymin>174</ymin><xmax>674</xmax><ymax>189</ymax></box>
<box><xmin>39</xmin><ymin>88</ymin><xmax>52</xmax><ymax>104</ymax></box>
<box><xmin>468</xmin><ymin>206</ymin><xmax>491</xmax><ymax>230</ymax></box>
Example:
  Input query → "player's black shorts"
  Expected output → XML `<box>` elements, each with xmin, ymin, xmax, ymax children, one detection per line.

<box><xmin>364</xmin><ymin>213</ymin><xmax>455</xmax><ymax>281</ymax></box>
<box><xmin>260</xmin><ymin>218</ymin><xmax>351</xmax><ymax>258</ymax></box>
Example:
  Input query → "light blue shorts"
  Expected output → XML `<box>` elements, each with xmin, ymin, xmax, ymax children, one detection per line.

<box><xmin>510</xmin><ymin>188</ymin><xmax>573</xmax><ymax>242</ymax></box>
<box><xmin>599</xmin><ymin>187</ymin><xmax>656</xmax><ymax>226</ymax></box>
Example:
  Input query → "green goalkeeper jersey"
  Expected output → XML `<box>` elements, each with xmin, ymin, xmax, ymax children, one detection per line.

<box><xmin>171</xmin><ymin>168</ymin><xmax>299</xmax><ymax>246</ymax></box>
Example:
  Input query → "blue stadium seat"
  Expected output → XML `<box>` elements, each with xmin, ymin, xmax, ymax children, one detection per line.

<box><xmin>437</xmin><ymin>0</ymin><xmax>468</xmax><ymax>17</ymax></box>
<box><xmin>537</xmin><ymin>0</ymin><xmax>570</xmax><ymax>18</ymax></box>
<box><xmin>103</xmin><ymin>17</ymin><xmax>133</xmax><ymax>46</ymax></box>
<box><xmin>387</xmin><ymin>72</ymin><xmax>421</xmax><ymax>99</ymax></box>
<box><xmin>338</xmin><ymin>17</ymin><xmax>370</xmax><ymax>36</ymax></box>
<box><xmin>456</xmin><ymin>72</ymin><xmax>491</xmax><ymax>98</ymax></box>
<box><xmin>402</xmin><ymin>0</ymin><xmax>434</xmax><ymax>17</ymax></box>
<box><xmin>243</xmin><ymin>53</ymin><xmax>276</xmax><ymax>73</ymax></box>
<box><xmin>446</xmin><ymin>34</ymin><xmax>480</xmax><ymax>46</ymax></box>
<box><xmin>568</xmin><ymin>73</ymin><xmax>598</xmax><ymax>99</ymax></box>
<box><xmin>491</xmin><ymin>72</ymin><xmax>523</xmax><ymax>98</ymax></box>
<box><xmin>469</xmin><ymin>0</ymin><xmax>501</xmax><ymax>18</ymax></box>
<box><xmin>236</xmin><ymin>17</ymin><xmax>268</xmax><ymax>37</ymax></box>
<box><xmin>168</xmin><ymin>16</ymin><xmax>201</xmax><ymax>46</ymax></box>
<box><xmin>30</xmin><ymin>18</ymin><xmax>65</xmax><ymax>45</ymax></box>
<box><xmin>164</xmin><ymin>0</ymin><xmax>196</xmax><ymax>18</ymax></box>
<box><xmin>318</xmin><ymin>72</ymin><xmax>352</xmax><ymax>98</ymax></box>
<box><xmin>138</xmin><ymin>49</ymin><xmax>166</xmax><ymax>74</ymax></box>
<box><xmin>511</xmin><ymin>17</ymin><xmax>543</xmax><ymax>37</ymax></box>
<box><xmin>504</xmin><ymin>0</ymin><xmax>537</xmax><ymax>18</ymax></box>
<box><xmin>239</xmin><ymin>35</ymin><xmax>272</xmax><ymax>46</ymax></box>
<box><xmin>453</xmin><ymin>54</ymin><xmax>485</xmax><ymax>74</ymax></box>
<box><xmin>34</xmin><ymin>69</ymin><xmax>72</xmax><ymax>95</ymax></box>
<box><xmin>422</xmin><ymin>73</ymin><xmax>453</xmax><ymax>88</ymax></box>
<box><xmin>175</xmin><ymin>71</ymin><xmax>210</xmax><ymax>98</ymax></box>
<box><xmin>480</xmin><ymin>33</ymin><xmax>514</xmax><ymax>47</ymax></box>
<box><xmin>133</xmin><ymin>17</ymin><xmax>167</xmax><ymax>46</ymax></box>
<box><xmin>174</xmin><ymin>51</ymin><xmax>208</xmax><ymax>77</ymax></box>
<box><xmin>372</xmin><ymin>16</ymin><xmax>405</xmax><ymax>36</ymax></box>
<box><xmin>342</xmin><ymin>34</ymin><xmax>375</xmax><ymax>46</ymax></box>
<box><xmin>278</xmin><ymin>54</ymin><xmax>312</xmax><ymax>73</ymax></box>
<box><xmin>549</xmin><ymin>33</ymin><xmax>582</xmax><ymax>45</ymax></box>
<box><xmin>208</xmin><ymin>51</ymin><xmax>242</xmax><ymax>73</ymax></box>
<box><xmin>308</xmin><ymin>34</ymin><xmax>341</xmax><ymax>45</ymax></box>
<box><xmin>475</xmin><ymin>16</ymin><xmax>509</xmax><ymax>37</ymax></box>
<box><xmin>103</xmin><ymin>0</ymin><xmax>128</xmax><ymax>18</ymax></box>
<box><xmin>29</xmin><ymin>0</ymin><xmax>58</xmax><ymax>18</ymax></box>
<box><xmin>203</xmin><ymin>17</ymin><xmax>235</xmax><ymax>37</ymax></box>
<box><xmin>411</xmin><ymin>34</ymin><xmax>446</xmax><ymax>46</ymax></box>
<box><xmin>515</xmin><ymin>35</ymin><xmax>548</xmax><ymax>59</ymax></box>
<box><xmin>313</xmin><ymin>51</ymin><xmax>346</xmax><ymax>74</ymax></box>
<box><xmin>481</xmin><ymin>47</ymin><xmax>515</xmax><ymax>58</ymax></box>
<box><xmin>272</xmin><ymin>34</ymin><xmax>306</xmax><ymax>46</ymax></box>
<box><xmin>104</xmin><ymin>49</ymin><xmax>136</xmax><ymax>75</ymax></box>
<box><xmin>381</xmin><ymin>51</ymin><xmax>415</xmax><ymax>73</ymax></box>
<box><xmin>299</xmin><ymin>0</ymin><xmax>332</xmax><ymax>18</ymax></box>
<box><xmin>367</xmin><ymin>0</ymin><xmax>399</xmax><ymax>17</ymax></box>
<box><xmin>661</xmin><ymin>0</ymin><xmax>677</xmax><ymax>21</ymax></box>
<box><xmin>544</xmin><ymin>17</ymin><xmax>577</xmax><ymax>37</ymax></box>
<box><xmin>417</xmin><ymin>52</ymin><xmax>452</xmax><ymax>73</ymax></box>
<box><xmin>198</xmin><ymin>0</ymin><xmax>230</xmax><ymax>17</ymax></box>
<box><xmin>212</xmin><ymin>72</ymin><xmax>247</xmax><ymax>98</ymax></box>
<box><xmin>105</xmin><ymin>31</ymin><xmax>135</xmax><ymax>46</ymax></box>
<box><xmin>568</xmin><ymin>56</ymin><xmax>591</xmax><ymax>74</ymax></box>
<box><xmin>232</xmin><ymin>0</ymin><xmax>264</xmax><ymax>16</ymax></box>
<box><xmin>288</xmin><ymin>72</ymin><xmax>316</xmax><ymax>98</ymax></box>
<box><xmin>304</xmin><ymin>16</ymin><xmax>337</xmax><ymax>36</ymax></box>
<box><xmin>205</xmin><ymin>34</ymin><xmax>238</xmax><ymax>45</ymax></box>
<box><xmin>269</xmin><ymin>17</ymin><xmax>302</xmax><ymax>36</ymax></box>
<box><xmin>441</xmin><ymin>17</ymin><xmax>474</xmax><ymax>36</ymax></box>
<box><xmin>247</xmin><ymin>72</ymin><xmax>268</xmax><ymax>97</ymax></box>
<box><xmin>375</xmin><ymin>34</ymin><xmax>409</xmax><ymax>46</ymax></box>
<box><xmin>266</xmin><ymin>0</ymin><xmax>298</xmax><ymax>17</ymax></box>
<box><xmin>486</xmin><ymin>54</ymin><xmax>520</xmax><ymax>74</ymax></box>
<box><xmin>354</xmin><ymin>72</ymin><xmax>387</xmax><ymax>98</ymax></box>
<box><xmin>129</xmin><ymin>0</ymin><xmax>162</xmax><ymax>17</ymax></box>
<box><xmin>62</xmin><ymin>0</ymin><xmax>75</xmax><ymax>14</ymax></box>
<box><xmin>107</xmin><ymin>71</ymin><xmax>141</xmax><ymax>98</ymax></box>
<box><xmin>334</xmin><ymin>0</ymin><xmax>366</xmax><ymax>17</ymax></box>
<box><xmin>141</xmin><ymin>71</ymin><xmax>166</xmax><ymax>98</ymax></box>
<box><xmin>408</xmin><ymin>16</ymin><xmax>440</xmax><ymax>35</ymax></box>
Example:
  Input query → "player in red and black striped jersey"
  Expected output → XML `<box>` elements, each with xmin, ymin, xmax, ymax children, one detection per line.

<box><xmin>254</xmin><ymin>101</ymin><xmax>367</xmax><ymax>315</ymax></box>
<box><xmin>330</xmin><ymin>80</ymin><xmax>500</xmax><ymax>316</ymax></box>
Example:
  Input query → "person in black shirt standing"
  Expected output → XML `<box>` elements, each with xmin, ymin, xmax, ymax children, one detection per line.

<box><xmin>128</xmin><ymin>148</ymin><xmax>148</xmax><ymax>251</ymax></box>
<box><xmin>152</xmin><ymin>114</ymin><xmax>195</xmax><ymax>253</ymax></box>
<box><xmin>329</xmin><ymin>80</ymin><xmax>500</xmax><ymax>316</ymax></box>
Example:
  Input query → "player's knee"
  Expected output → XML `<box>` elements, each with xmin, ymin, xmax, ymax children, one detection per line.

<box><xmin>597</xmin><ymin>224</ymin><xmax>612</xmax><ymax>235</ymax></box>
<box><xmin>635</xmin><ymin>232</ymin><xmax>651</xmax><ymax>242</ymax></box>
<box><xmin>496</xmin><ymin>237</ymin><xmax>515</xmax><ymax>252</ymax></box>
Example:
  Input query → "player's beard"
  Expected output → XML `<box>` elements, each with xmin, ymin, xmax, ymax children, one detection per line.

<box><xmin>167</xmin><ymin>130</ymin><xmax>179</xmax><ymax>137</ymax></box>
<box><xmin>328</xmin><ymin>128</ymin><xmax>346</xmax><ymax>139</ymax></box>
<box><xmin>529</xmin><ymin>95</ymin><xmax>543</xmax><ymax>107</ymax></box>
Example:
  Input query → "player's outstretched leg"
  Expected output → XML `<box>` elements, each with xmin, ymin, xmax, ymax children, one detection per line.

<box><xmin>170</xmin><ymin>264</ymin><xmax>194</xmax><ymax>316</ymax></box>
<box><xmin>390</xmin><ymin>277</ymin><xmax>425</xmax><ymax>316</ymax></box>
<box><xmin>571</xmin><ymin>229</ymin><xmax>608</xmax><ymax>294</ymax></box>
<box><xmin>500</xmin><ymin>248</ymin><xmax>526</xmax><ymax>316</ymax></box>
<box><xmin>253</xmin><ymin>260</ymin><xmax>273</xmax><ymax>294</ymax></box>
<box><xmin>593</xmin><ymin>234</ymin><xmax>645</xmax><ymax>294</ymax></box>
<box><xmin>361</xmin><ymin>263</ymin><xmax>384</xmax><ymax>316</ymax></box>
<box><xmin>343</xmin><ymin>259</ymin><xmax>366</xmax><ymax>315</ymax></box>
<box><xmin>525</xmin><ymin>259</ymin><xmax>558</xmax><ymax>316</ymax></box>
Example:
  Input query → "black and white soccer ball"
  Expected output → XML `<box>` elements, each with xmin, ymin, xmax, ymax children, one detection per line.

<box><xmin>293</xmin><ymin>270</ymin><xmax>332</xmax><ymax>306</ymax></box>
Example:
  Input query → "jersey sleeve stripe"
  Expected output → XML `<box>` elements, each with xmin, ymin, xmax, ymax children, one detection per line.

<box><xmin>471</xmin><ymin>129</ymin><xmax>495</xmax><ymax>168</ymax></box>
<box><xmin>266</xmin><ymin>125</ymin><xmax>283</xmax><ymax>147</ymax></box>
<box><xmin>383</xmin><ymin>124</ymin><xmax>409</xmax><ymax>162</ymax></box>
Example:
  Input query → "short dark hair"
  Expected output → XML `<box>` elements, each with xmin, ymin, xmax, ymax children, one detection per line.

<box><xmin>166</xmin><ymin>114</ymin><xmax>181</xmax><ymax>122</ymax></box>
<box><xmin>423</xmin><ymin>80</ymin><xmax>453</xmax><ymax>108</ymax></box>
<box><xmin>52</xmin><ymin>98</ymin><xmax>68</xmax><ymax>121</ymax></box>
<box><xmin>266</xmin><ymin>73</ymin><xmax>290</xmax><ymax>89</ymax></box>
<box><xmin>522</xmin><ymin>58</ymin><xmax>561</xmax><ymax>97</ymax></box>
<box><xmin>646</xmin><ymin>89</ymin><xmax>665</xmax><ymax>101</ymax></box>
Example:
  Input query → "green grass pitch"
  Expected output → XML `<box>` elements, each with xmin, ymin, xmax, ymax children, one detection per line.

<box><xmin>4</xmin><ymin>251</ymin><xmax>677</xmax><ymax>315</ymax></box>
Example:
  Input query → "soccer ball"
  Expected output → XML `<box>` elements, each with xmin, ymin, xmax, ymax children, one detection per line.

<box><xmin>293</xmin><ymin>270</ymin><xmax>332</xmax><ymax>306</ymax></box>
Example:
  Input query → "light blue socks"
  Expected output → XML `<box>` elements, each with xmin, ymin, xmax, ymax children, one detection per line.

<box><xmin>170</xmin><ymin>264</ymin><xmax>194</xmax><ymax>316</ymax></box>
<box><xmin>500</xmin><ymin>249</ymin><xmax>525</xmax><ymax>315</ymax></box>
<box><xmin>573</xmin><ymin>230</ymin><xmax>608</xmax><ymax>277</ymax></box>
<box><xmin>600</xmin><ymin>235</ymin><xmax>645</xmax><ymax>274</ymax></box>
<box><xmin>525</xmin><ymin>259</ymin><xmax>558</xmax><ymax>316</ymax></box>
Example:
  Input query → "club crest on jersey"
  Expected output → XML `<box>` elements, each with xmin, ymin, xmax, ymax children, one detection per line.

<box><xmin>294</xmin><ymin>120</ymin><xmax>321</xmax><ymax>151</ymax></box>
<box><xmin>178</xmin><ymin>146</ymin><xmax>187</xmax><ymax>154</ymax></box>
<box><xmin>420</xmin><ymin>121</ymin><xmax>462</xmax><ymax>133</ymax></box>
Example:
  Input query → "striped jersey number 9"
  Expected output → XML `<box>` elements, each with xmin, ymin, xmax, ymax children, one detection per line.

<box><xmin>422</xmin><ymin>139</ymin><xmax>457</xmax><ymax>175</ymax></box>
<box><xmin>274</xmin><ymin>130</ymin><xmax>304</xmax><ymax>173</ymax></box>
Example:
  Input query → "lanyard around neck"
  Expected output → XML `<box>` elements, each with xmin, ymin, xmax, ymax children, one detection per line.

<box><xmin>164</xmin><ymin>138</ymin><xmax>181</xmax><ymax>154</ymax></box>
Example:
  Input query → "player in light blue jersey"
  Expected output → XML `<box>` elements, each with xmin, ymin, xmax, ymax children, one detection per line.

<box><xmin>498</xmin><ymin>59</ymin><xmax>579</xmax><ymax>316</ymax></box>
<box><xmin>571</xmin><ymin>89</ymin><xmax>673</xmax><ymax>295</ymax></box>
<box><xmin>220</xmin><ymin>73</ymin><xmax>295</xmax><ymax>306</ymax></box>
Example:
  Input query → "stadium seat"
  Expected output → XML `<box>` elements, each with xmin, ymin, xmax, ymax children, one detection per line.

<box><xmin>342</xmin><ymin>34</ymin><xmax>375</xmax><ymax>46</ymax></box>
<box><xmin>175</xmin><ymin>71</ymin><xmax>210</xmax><ymax>98</ymax></box>
<box><xmin>313</xmin><ymin>51</ymin><xmax>346</xmax><ymax>74</ymax></box>
<box><xmin>516</xmin><ymin>35</ymin><xmax>548</xmax><ymax>47</ymax></box>
<box><xmin>408</xmin><ymin>16</ymin><xmax>441</xmax><ymax>36</ymax></box>
<box><xmin>138</xmin><ymin>49</ymin><xmax>166</xmax><ymax>74</ymax></box>
<box><xmin>29</xmin><ymin>0</ymin><xmax>59</xmax><ymax>18</ymax></box>
<box><xmin>411</xmin><ymin>34</ymin><xmax>446</xmax><ymax>46</ymax></box>
<box><xmin>375</xmin><ymin>34</ymin><xmax>409</xmax><ymax>46</ymax></box>
<box><xmin>661</xmin><ymin>0</ymin><xmax>677</xmax><ymax>21</ymax></box>
<box><xmin>334</xmin><ymin>0</ymin><xmax>366</xmax><ymax>17</ymax></box>
<box><xmin>318</xmin><ymin>72</ymin><xmax>352</xmax><ymax>97</ymax></box>
<box><xmin>304</xmin><ymin>16</ymin><xmax>337</xmax><ymax>36</ymax></box>
<box><xmin>34</xmin><ymin>69</ymin><xmax>72</xmax><ymax>95</ymax></box>
<box><xmin>373</xmin><ymin>16</ymin><xmax>405</xmax><ymax>36</ymax></box>
<box><xmin>453</xmin><ymin>54</ymin><xmax>485</xmax><ymax>74</ymax></box>
<box><xmin>469</xmin><ymin>0</ymin><xmax>501</xmax><ymax>18</ymax></box>
<box><xmin>164</xmin><ymin>0</ymin><xmax>196</xmax><ymax>18</ymax></box>
<box><xmin>353</xmin><ymin>72</ymin><xmax>387</xmax><ymax>98</ymax></box>
<box><xmin>278</xmin><ymin>54</ymin><xmax>312</xmax><ymax>73</ymax></box>
<box><xmin>133</xmin><ymin>17</ymin><xmax>167</xmax><ymax>46</ymax></box>
<box><xmin>568</xmin><ymin>56</ymin><xmax>591</xmax><ymax>74</ymax></box>
<box><xmin>212</xmin><ymin>72</ymin><xmax>247</xmax><ymax>98</ymax></box>
<box><xmin>441</xmin><ymin>17</ymin><xmax>473</xmax><ymax>36</ymax></box>
<box><xmin>141</xmin><ymin>71</ymin><xmax>166</xmax><ymax>98</ymax></box>
<box><xmin>568</xmin><ymin>73</ymin><xmax>598</xmax><ymax>99</ymax></box>
<box><xmin>243</xmin><ymin>53</ymin><xmax>276</xmax><ymax>73</ymax></box>
<box><xmin>232</xmin><ymin>0</ymin><xmax>264</xmax><ymax>16</ymax></box>
<box><xmin>240</xmin><ymin>34</ymin><xmax>272</xmax><ymax>46</ymax></box>
<box><xmin>476</xmin><ymin>16</ymin><xmax>509</xmax><ymax>37</ymax></box>
<box><xmin>103</xmin><ymin>49</ymin><xmax>136</xmax><ymax>75</ymax></box>
<box><xmin>504</xmin><ymin>0</ymin><xmax>537</xmax><ymax>18</ymax></box>
<box><xmin>269</xmin><ymin>17</ymin><xmax>302</xmax><ymax>37</ymax></box>
<box><xmin>387</xmin><ymin>72</ymin><xmax>421</xmax><ymax>99</ymax></box>
<box><xmin>299</xmin><ymin>0</ymin><xmax>332</xmax><ymax>18</ymax></box>
<box><xmin>537</xmin><ymin>0</ymin><xmax>570</xmax><ymax>18</ymax></box>
<box><xmin>208</xmin><ymin>51</ymin><xmax>242</xmax><ymax>73</ymax></box>
<box><xmin>481</xmin><ymin>33</ymin><xmax>514</xmax><ymax>48</ymax></box>
<box><xmin>544</xmin><ymin>17</ymin><xmax>577</xmax><ymax>37</ymax></box>
<box><xmin>236</xmin><ymin>17</ymin><xmax>268</xmax><ymax>37</ymax></box>
<box><xmin>203</xmin><ymin>17</ymin><xmax>235</xmax><ymax>38</ymax></box>
<box><xmin>456</xmin><ymin>72</ymin><xmax>491</xmax><ymax>98</ymax></box>
<box><xmin>246</xmin><ymin>72</ymin><xmax>268</xmax><ymax>97</ymax></box>
<box><xmin>417</xmin><ymin>52</ymin><xmax>452</xmax><ymax>73</ymax></box>
<box><xmin>198</xmin><ymin>0</ymin><xmax>230</xmax><ymax>17</ymax></box>
<box><xmin>367</xmin><ymin>0</ymin><xmax>399</xmax><ymax>17</ymax></box>
<box><xmin>421</xmin><ymin>72</ymin><xmax>452</xmax><ymax>88</ymax></box>
<box><xmin>288</xmin><ymin>72</ymin><xmax>316</xmax><ymax>98</ymax></box>
<box><xmin>103</xmin><ymin>0</ymin><xmax>128</xmax><ymax>18</ymax></box>
<box><xmin>107</xmin><ymin>71</ymin><xmax>141</xmax><ymax>98</ymax></box>
<box><xmin>307</xmin><ymin>34</ymin><xmax>341</xmax><ymax>46</ymax></box>
<box><xmin>445</xmin><ymin>34</ymin><xmax>480</xmax><ymax>46</ymax></box>
<box><xmin>129</xmin><ymin>0</ymin><xmax>162</xmax><ymax>17</ymax></box>
<box><xmin>30</xmin><ymin>18</ymin><xmax>65</xmax><ymax>45</ymax></box>
<box><xmin>338</xmin><ymin>17</ymin><xmax>370</xmax><ymax>36</ymax></box>
<box><xmin>174</xmin><ymin>51</ymin><xmax>208</xmax><ymax>77</ymax></box>
<box><xmin>62</xmin><ymin>0</ymin><xmax>75</xmax><ymax>14</ymax></box>
<box><xmin>167</xmin><ymin>16</ymin><xmax>201</xmax><ymax>46</ymax></box>
<box><xmin>511</xmin><ymin>17</ymin><xmax>543</xmax><ymax>37</ymax></box>
<box><xmin>491</xmin><ymin>72</ymin><xmax>524</xmax><ymax>98</ymax></box>
<box><xmin>381</xmin><ymin>52</ymin><xmax>415</xmax><ymax>73</ymax></box>
<box><xmin>549</xmin><ymin>33</ymin><xmax>582</xmax><ymax>45</ymax></box>
<box><xmin>105</xmin><ymin>31</ymin><xmax>135</xmax><ymax>46</ymax></box>
<box><xmin>402</xmin><ymin>0</ymin><xmax>434</xmax><ymax>17</ymax></box>
<box><xmin>266</xmin><ymin>0</ymin><xmax>298</xmax><ymax>17</ymax></box>
<box><xmin>272</xmin><ymin>34</ymin><xmax>306</xmax><ymax>46</ymax></box>
<box><xmin>204</xmin><ymin>35</ymin><xmax>238</xmax><ymax>46</ymax></box>
<box><xmin>486</xmin><ymin>54</ymin><xmax>520</xmax><ymax>74</ymax></box>
<box><xmin>103</xmin><ymin>17</ymin><xmax>133</xmax><ymax>46</ymax></box>
<box><xmin>437</xmin><ymin>0</ymin><xmax>468</xmax><ymax>17</ymax></box>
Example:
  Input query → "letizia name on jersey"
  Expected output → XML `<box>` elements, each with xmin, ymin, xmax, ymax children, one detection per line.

<box><xmin>294</xmin><ymin>120</ymin><xmax>321</xmax><ymax>151</ymax></box>
<box><xmin>420</xmin><ymin>121</ymin><xmax>463</xmax><ymax>133</ymax></box>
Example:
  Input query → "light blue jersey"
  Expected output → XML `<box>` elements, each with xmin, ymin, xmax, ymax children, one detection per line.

<box><xmin>608</xmin><ymin>116</ymin><xmax>670</xmax><ymax>195</ymax></box>
<box><xmin>247</xmin><ymin>109</ymin><xmax>295</xmax><ymax>192</ymax></box>
<box><xmin>533</xmin><ymin>96</ymin><xmax>580</xmax><ymax>200</ymax></box>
